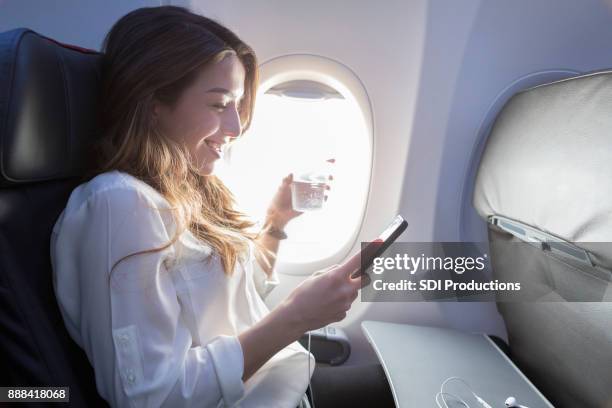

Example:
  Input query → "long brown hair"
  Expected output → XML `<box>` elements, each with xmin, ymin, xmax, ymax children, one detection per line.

<box><xmin>84</xmin><ymin>6</ymin><xmax>270</xmax><ymax>277</ymax></box>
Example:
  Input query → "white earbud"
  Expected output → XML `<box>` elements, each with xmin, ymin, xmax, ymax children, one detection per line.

<box><xmin>505</xmin><ymin>396</ymin><xmax>529</xmax><ymax>408</ymax></box>
<box><xmin>435</xmin><ymin>377</ymin><xmax>531</xmax><ymax>408</ymax></box>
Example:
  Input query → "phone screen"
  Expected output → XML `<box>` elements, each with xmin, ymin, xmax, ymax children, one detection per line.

<box><xmin>351</xmin><ymin>215</ymin><xmax>408</xmax><ymax>278</ymax></box>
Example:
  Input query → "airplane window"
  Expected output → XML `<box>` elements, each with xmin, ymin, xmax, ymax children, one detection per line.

<box><xmin>216</xmin><ymin>78</ymin><xmax>371</xmax><ymax>264</ymax></box>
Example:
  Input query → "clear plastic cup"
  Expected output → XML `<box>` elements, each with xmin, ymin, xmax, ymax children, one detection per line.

<box><xmin>290</xmin><ymin>161</ymin><xmax>333</xmax><ymax>212</ymax></box>
<box><xmin>291</xmin><ymin>180</ymin><xmax>326</xmax><ymax>211</ymax></box>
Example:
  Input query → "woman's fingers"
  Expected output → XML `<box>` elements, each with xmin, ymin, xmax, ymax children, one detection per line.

<box><xmin>338</xmin><ymin>251</ymin><xmax>362</xmax><ymax>279</ymax></box>
<box><xmin>349</xmin><ymin>273</ymin><xmax>364</xmax><ymax>293</ymax></box>
<box><xmin>349</xmin><ymin>284</ymin><xmax>359</xmax><ymax>302</ymax></box>
<box><xmin>331</xmin><ymin>311</ymin><xmax>347</xmax><ymax>322</ymax></box>
<box><xmin>313</xmin><ymin>263</ymin><xmax>339</xmax><ymax>276</ymax></box>
<box><xmin>360</xmin><ymin>273</ymin><xmax>372</xmax><ymax>288</ymax></box>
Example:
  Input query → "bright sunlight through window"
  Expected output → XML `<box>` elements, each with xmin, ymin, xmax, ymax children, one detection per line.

<box><xmin>216</xmin><ymin>79</ymin><xmax>371</xmax><ymax>264</ymax></box>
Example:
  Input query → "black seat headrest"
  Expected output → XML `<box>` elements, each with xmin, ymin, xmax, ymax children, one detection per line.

<box><xmin>0</xmin><ymin>28</ymin><xmax>101</xmax><ymax>187</ymax></box>
<box><xmin>0</xmin><ymin>28</ymin><xmax>109</xmax><ymax>407</ymax></box>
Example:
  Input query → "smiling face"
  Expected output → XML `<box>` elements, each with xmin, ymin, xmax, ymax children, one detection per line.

<box><xmin>153</xmin><ymin>52</ymin><xmax>246</xmax><ymax>175</ymax></box>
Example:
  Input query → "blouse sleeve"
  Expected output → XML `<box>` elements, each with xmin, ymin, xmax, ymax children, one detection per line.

<box><xmin>65</xmin><ymin>186</ymin><xmax>245</xmax><ymax>407</ymax></box>
<box><xmin>251</xmin><ymin>243</ymin><xmax>280</xmax><ymax>300</ymax></box>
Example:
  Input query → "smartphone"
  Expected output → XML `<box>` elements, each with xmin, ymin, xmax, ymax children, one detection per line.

<box><xmin>351</xmin><ymin>215</ymin><xmax>408</xmax><ymax>279</ymax></box>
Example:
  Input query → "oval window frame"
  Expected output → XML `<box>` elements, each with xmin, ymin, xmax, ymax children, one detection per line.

<box><xmin>246</xmin><ymin>54</ymin><xmax>374</xmax><ymax>276</ymax></box>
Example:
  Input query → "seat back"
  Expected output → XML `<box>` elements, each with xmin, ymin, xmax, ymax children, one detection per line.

<box><xmin>0</xmin><ymin>28</ymin><xmax>107</xmax><ymax>406</ymax></box>
<box><xmin>473</xmin><ymin>71</ymin><xmax>612</xmax><ymax>407</ymax></box>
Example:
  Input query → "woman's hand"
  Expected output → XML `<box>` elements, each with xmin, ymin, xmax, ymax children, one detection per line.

<box><xmin>238</xmin><ymin>250</ymin><xmax>360</xmax><ymax>381</ymax></box>
<box><xmin>264</xmin><ymin>173</ymin><xmax>303</xmax><ymax>229</ymax></box>
<box><xmin>266</xmin><ymin>161</ymin><xmax>334</xmax><ymax>228</ymax></box>
<box><xmin>280</xmin><ymin>251</ymin><xmax>362</xmax><ymax>332</ymax></box>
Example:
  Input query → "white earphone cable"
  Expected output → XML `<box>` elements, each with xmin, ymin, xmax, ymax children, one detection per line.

<box><xmin>435</xmin><ymin>377</ymin><xmax>492</xmax><ymax>408</ymax></box>
<box><xmin>435</xmin><ymin>391</ymin><xmax>470</xmax><ymax>408</ymax></box>
<box><xmin>307</xmin><ymin>331</ymin><xmax>315</xmax><ymax>408</ymax></box>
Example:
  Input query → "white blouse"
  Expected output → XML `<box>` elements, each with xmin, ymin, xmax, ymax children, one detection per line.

<box><xmin>50</xmin><ymin>170</ymin><xmax>314</xmax><ymax>408</ymax></box>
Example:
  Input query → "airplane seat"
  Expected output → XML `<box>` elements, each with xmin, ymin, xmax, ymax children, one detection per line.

<box><xmin>0</xmin><ymin>28</ymin><xmax>108</xmax><ymax>406</ymax></box>
<box><xmin>473</xmin><ymin>70</ymin><xmax>612</xmax><ymax>407</ymax></box>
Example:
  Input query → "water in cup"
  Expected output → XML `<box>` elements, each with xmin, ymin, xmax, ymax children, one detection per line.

<box><xmin>291</xmin><ymin>179</ymin><xmax>327</xmax><ymax>211</ymax></box>
<box><xmin>290</xmin><ymin>160</ymin><xmax>333</xmax><ymax>211</ymax></box>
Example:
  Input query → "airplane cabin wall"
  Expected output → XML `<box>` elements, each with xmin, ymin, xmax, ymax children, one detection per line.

<box><xmin>2</xmin><ymin>0</ymin><xmax>612</xmax><ymax>365</ymax></box>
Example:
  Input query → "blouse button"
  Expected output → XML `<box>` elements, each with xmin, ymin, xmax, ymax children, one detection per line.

<box><xmin>118</xmin><ymin>334</ymin><xmax>130</xmax><ymax>346</ymax></box>
<box><xmin>125</xmin><ymin>368</ymin><xmax>135</xmax><ymax>384</ymax></box>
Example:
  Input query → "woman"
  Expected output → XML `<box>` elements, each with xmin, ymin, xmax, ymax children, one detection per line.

<box><xmin>51</xmin><ymin>6</ymin><xmax>394</xmax><ymax>408</ymax></box>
